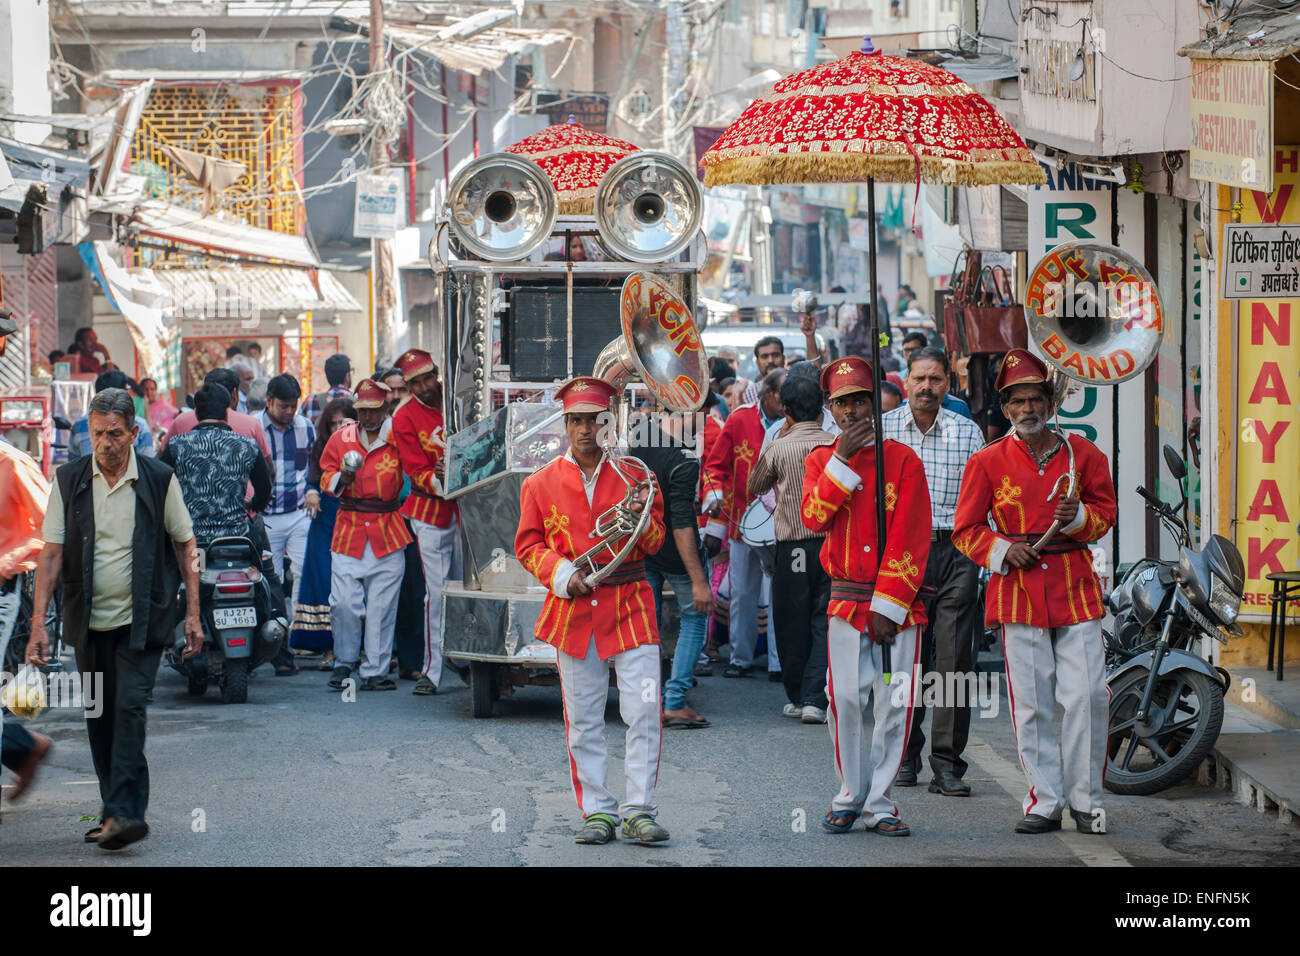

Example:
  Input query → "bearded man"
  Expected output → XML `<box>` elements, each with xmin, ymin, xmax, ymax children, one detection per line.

<box><xmin>952</xmin><ymin>349</ymin><xmax>1116</xmax><ymax>835</ymax></box>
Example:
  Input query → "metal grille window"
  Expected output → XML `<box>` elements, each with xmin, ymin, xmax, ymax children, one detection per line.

<box><xmin>129</xmin><ymin>83</ymin><xmax>304</xmax><ymax>266</ymax></box>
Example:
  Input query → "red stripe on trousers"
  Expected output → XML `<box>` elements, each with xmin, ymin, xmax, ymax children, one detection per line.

<box><xmin>556</xmin><ymin>664</ymin><xmax>586</xmax><ymax>816</ymax></box>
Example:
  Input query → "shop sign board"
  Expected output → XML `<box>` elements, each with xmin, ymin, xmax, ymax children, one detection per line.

<box><xmin>1220</xmin><ymin>223</ymin><xmax>1300</xmax><ymax>298</ymax></box>
<box><xmin>354</xmin><ymin>172</ymin><xmax>403</xmax><ymax>239</ymax></box>
<box><xmin>1231</xmin><ymin>146</ymin><xmax>1300</xmax><ymax>618</ymax></box>
<box><xmin>1189</xmin><ymin>58</ymin><xmax>1274</xmax><ymax>192</ymax></box>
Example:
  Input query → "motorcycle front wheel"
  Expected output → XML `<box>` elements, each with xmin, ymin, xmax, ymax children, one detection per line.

<box><xmin>1105</xmin><ymin>666</ymin><xmax>1224</xmax><ymax>795</ymax></box>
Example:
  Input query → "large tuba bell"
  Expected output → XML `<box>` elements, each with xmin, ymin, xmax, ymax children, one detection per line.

<box><xmin>572</xmin><ymin>273</ymin><xmax>707</xmax><ymax>588</ymax></box>
<box><xmin>594</xmin><ymin>151</ymin><xmax>703</xmax><ymax>263</ymax></box>
<box><xmin>446</xmin><ymin>152</ymin><xmax>557</xmax><ymax>261</ymax></box>
<box><xmin>1024</xmin><ymin>241</ymin><xmax>1164</xmax><ymax>389</ymax></box>
<box><xmin>592</xmin><ymin>272</ymin><xmax>707</xmax><ymax>412</ymax></box>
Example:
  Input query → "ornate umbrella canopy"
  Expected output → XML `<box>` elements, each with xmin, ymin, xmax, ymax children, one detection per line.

<box><xmin>701</xmin><ymin>47</ymin><xmax>1045</xmax><ymax>189</ymax></box>
<box><xmin>505</xmin><ymin>121</ymin><xmax>641</xmax><ymax>215</ymax></box>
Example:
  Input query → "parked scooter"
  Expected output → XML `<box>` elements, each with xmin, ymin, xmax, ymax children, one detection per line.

<box><xmin>1103</xmin><ymin>445</ymin><xmax>1244</xmax><ymax>795</ymax></box>
<box><xmin>167</xmin><ymin>536</ymin><xmax>287</xmax><ymax>704</ymax></box>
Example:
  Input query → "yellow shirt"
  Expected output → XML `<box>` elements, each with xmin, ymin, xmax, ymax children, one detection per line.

<box><xmin>42</xmin><ymin>449</ymin><xmax>194</xmax><ymax>631</ymax></box>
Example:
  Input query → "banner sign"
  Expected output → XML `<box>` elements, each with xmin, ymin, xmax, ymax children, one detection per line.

<box><xmin>1220</xmin><ymin>223</ymin><xmax>1300</xmax><ymax>298</ymax></box>
<box><xmin>354</xmin><ymin>172</ymin><xmax>403</xmax><ymax>239</ymax></box>
<box><xmin>1232</xmin><ymin>146</ymin><xmax>1300</xmax><ymax>616</ymax></box>
<box><xmin>1189</xmin><ymin>58</ymin><xmax>1274</xmax><ymax>192</ymax></box>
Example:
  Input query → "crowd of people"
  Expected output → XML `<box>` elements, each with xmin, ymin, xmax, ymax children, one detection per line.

<box><xmin>4</xmin><ymin>307</ymin><xmax>1118</xmax><ymax>850</ymax></box>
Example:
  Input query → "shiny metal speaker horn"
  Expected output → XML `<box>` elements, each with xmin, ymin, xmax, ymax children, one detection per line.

<box><xmin>446</xmin><ymin>152</ymin><xmax>557</xmax><ymax>261</ymax></box>
<box><xmin>594</xmin><ymin>151</ymin><xmax>703</xmax><ymax>263</ymax></box>
<box><xmin>1024</xmin><ymin>241</ymin><xmax>1164</xmax><ymax>389</ymax></box>
<box><xmin>592</xmin><ymin>272</ymin><xmax>707</xmax><ymax>412</ymax></box>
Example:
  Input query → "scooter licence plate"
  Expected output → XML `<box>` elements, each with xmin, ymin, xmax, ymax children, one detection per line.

<box><xmin>213</xmin><ymin>606</ymin><xmax>258</xmax><ymax>630</ymax></box>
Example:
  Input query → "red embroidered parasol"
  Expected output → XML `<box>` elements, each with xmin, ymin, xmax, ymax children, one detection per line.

<box><xmin>700</xmin><ymin>47</ymin><xmax>1045</xmax><ymax>188</ymax></box>
<box><xmin>505</xmin><ymin>121</ymin><xmax>641</xmax><ymax>215</ymax></box>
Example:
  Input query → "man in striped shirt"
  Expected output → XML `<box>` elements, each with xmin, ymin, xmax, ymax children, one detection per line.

<box><xmin>882</xmin><ymin>346</ymin><xmax>985</xmax><ymax>795</ymax></box>
<box><xmin>260</xmin><ymin>374</ymin><xmax>315</xmax><ymax>624</ymax></box>
<box><xmin>749</xmin><ymin>375</ymin><xmax>837</xmax><ymax>723</ymax></box>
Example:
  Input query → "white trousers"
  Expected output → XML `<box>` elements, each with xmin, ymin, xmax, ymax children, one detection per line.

<box><xmin>1002</xmin><ymin>621</ymin><xmax>1108</xmax><ymax>820</ymax></box>
<box><xmin>264</xmin><ymin>509</ymin><xmax>310</xmax><ymax>618</ymax></box>
<box><xmin>413</xmin><ymin>517</ymin><xmax>462</xmax><ymax>684</ymax></box>
<box><xmin>826</xmin><ymin>616</ymin><xmax>920</xmax><ymax>824</ymax></box>
<box><xmin>556</xmin><ymin>640</ymin><xmax>662</xmax><ymax>821</ymax></box>
<box><xmin>331</xmin><ymin>543</ymin><xmax>406</xmax><ymax>679</ymax></box>
<box><xmin>727</xmin><ymin>540</ymin><xmax>762</xmax><ymax>667</ymax></box>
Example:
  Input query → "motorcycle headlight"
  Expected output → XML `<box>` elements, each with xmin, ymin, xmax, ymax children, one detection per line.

<box><xmin>1209</xmin><ymin>579</ymin><xmax>1240</xmax><ymax>625</ymax></box>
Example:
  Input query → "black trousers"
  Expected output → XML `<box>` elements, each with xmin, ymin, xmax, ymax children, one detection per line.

<box><xmin>394</xmin><ymin>533</ymin><xmax>427</xmax><ymax>672</ymax></box>
<box><xmin>75</xmin><ymin>625</ymin><xmax>162</xmax><ymax>823</ymax></box>
<box><xmin>905</xmin><ymin>533</ymin><xmax>980</xmax><ymax>777</ymax></box>
<box><xmin>2</xmin><ymin>720</ymin><xmax>36</xmax><ymax>771</ymax></box>
<box><xmin>772</xmin><ymin>539</ymin><xmax>831</xmax><ymax>709</ymax></box>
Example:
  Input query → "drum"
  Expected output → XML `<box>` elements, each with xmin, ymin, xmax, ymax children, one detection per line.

<box><xmin>739</xmin><ymin>497</ymin><xmax>777</xmax><ymax>577</ymax></box>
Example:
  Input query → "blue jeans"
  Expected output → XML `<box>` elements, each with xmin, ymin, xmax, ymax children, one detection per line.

<box><xmin>646</xmin><ymin>566</ymin><xmax>708</xmax><ymax>711</ymax></box>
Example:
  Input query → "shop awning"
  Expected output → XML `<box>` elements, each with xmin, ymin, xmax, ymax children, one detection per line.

<box><xmin>149</xmin><ymin>267</ymin><xmax>363</xmax><ymax>318</ymax></box>
<box><xmin>1178</xmin><ymin>4</ymin><xmax>1300</xmax><ymax>59</ymax></box>
<box><xmin>343</xmin><ymin>17</ymin><xmax>574</xmax><ymax>74</ymax></box>
<box><xmin>936</xmin><ymin>53</ymin><xmax>1021</xmax><ymax>84</ymax></box>
<box><xmin>129</xmin><ymin>200</ymin><xmax>321</xmax><ymax>267</ymax></box>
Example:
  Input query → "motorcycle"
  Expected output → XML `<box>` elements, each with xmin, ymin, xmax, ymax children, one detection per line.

<box><xmin>167</xmin><ymin>536</ymin><xmax>287</xmax><ymax>704</ymax></box>
<box><xmin>1103</xmin><ymin>444</ymin><xmax>1244</xmax><ymax>795</ymax></box>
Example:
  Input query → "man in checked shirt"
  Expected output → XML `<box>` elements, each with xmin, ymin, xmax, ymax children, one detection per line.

<box><xmin>883</xmin><ymin>346</ymin><xmax>985</xmax><ymax>796</ymax></box>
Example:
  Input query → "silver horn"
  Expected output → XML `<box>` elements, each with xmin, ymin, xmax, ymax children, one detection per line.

<box><xmin>594</xmin><ymin>151</ymin><xmax>702</xmax><ymax>263</ymax></box>
<box><xmin>446</xmin><ymin>152</ymin><xmax>557</xmax><ymax>261</ymax></box>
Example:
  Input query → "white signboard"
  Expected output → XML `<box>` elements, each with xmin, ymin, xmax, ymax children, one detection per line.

<box><xmin>958</xmin><ymin>185</ymin><xmax>1002</xmax><ymax>251</ymax></box>
<box><xmin>1220</xmin><ymin>223</ymin><xmax>1300</xmax><ymax>299</ymax></box>
<box><xmin>1189</xmin><ymin>58</ymin><xmax>1273</xmax><ymax>192</ymax></box>
<box><xmin>354</xmin><ymin>172</ymin><xmax>404</xmax><ymax>239</ymax></box>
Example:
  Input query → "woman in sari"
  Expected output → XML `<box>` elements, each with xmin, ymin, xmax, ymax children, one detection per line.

<box><xmin>289</xmin><ymin>397</ymin><xmax>357</xmax><ymax>667</ymax></box>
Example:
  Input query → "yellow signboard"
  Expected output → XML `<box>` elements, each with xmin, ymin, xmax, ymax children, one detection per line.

<box><xmin>1231</xmin><ymin>147</ymin><xmax>1300</xmax><ymax>617</ymax></box>
<box><xmin>1190</xmin><ymin>58</ymin><xmax>1274</xmax><ymax>192</ymax></box>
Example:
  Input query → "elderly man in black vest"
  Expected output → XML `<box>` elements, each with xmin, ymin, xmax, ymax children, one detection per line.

<box><xmin>27</xmin><ymin>387</ymin><xmax>203</xmax><ymax>851</ymax></box>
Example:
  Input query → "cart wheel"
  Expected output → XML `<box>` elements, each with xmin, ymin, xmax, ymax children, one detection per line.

<box><xmin>470</xmin><ymin>661</ymin><xmax>497</xmax><ymax>718</ymax></box>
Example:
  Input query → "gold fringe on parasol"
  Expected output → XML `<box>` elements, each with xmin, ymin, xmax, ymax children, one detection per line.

<box><xmin>703</xmin><ymin>152</ymin><xmax>1046</xmax><ymax>189</ymax></box>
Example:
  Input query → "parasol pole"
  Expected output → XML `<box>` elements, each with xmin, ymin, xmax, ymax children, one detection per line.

<box><xmin>865</xmin><ymin>173</ymin><xmax>890</xmax><ymax>684</ymax></box>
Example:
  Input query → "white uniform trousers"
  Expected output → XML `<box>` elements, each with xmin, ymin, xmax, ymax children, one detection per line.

<box><xmin>1001</xmin><ymin>621</ymin><xmax>1108</xmax><ymax>820</ymax></box>
<box><xmin>826</xmin><ymin>616</ymin><xmax>920</xmax><ymax>824</ymax></box>
<box><xmin>556</xmin><ymin>639</ymin><xmax>662</xmax><ymax>821</ymax></box>
<box><xmin>264</xmin><ymin>509</ymin><xmax>310</xmax><ymax>618</ymax></box>
<box><xmin>412</xmin><ymin>516</ymin><xmax>462</xmax><ymax>684</ymax></box>
<box><xmin>330</xmin><ymin>543</ymin><xmax>406</xmax><ymax>679</ymax></box>
<box><xmin>726</xmin><ymin>539</ymin><xmax>763</xmax><ymax>668</ymax></box>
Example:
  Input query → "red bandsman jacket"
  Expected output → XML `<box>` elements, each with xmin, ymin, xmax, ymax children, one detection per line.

<box><xmin>953</xmin><ymin>432</ymin><xmax>1116</xmax><ymax>628</ymax></box>
<box><xmin>698</xmin><ymin>411</ymin><xmax>725</xmax><ymax>535</ymax></box>
<box><xmin>801</xmin><ymin>439</ymin><xmax>932</xmax><ymax>634</ymax></box>
<box><xmin>704</xmin><ymin>403</ymin><xmax>766</xmax><ymax>541</ymax></box>
<box><xmin>320</xmin><ymin>420</ymin><xmax>414</xmax><ymax>559</ymax></box>
<box><xmin>391</xmin><ymin>396</ymin><xmax>456</xmax><ymax>528</ymax></box>
<box><xmin>516</xmin><ymin>453</ymin><xmax>666</xmax><ymax>660</ymax></box>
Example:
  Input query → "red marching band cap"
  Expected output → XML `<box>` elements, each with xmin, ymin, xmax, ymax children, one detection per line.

<box><xmin>820</xmin><ymin>355</ymin><xmax>874</xmax><ymax>400</ymax></box>
<box><xmin>395</xmin><ymin>348</ymin><xmax>436</xmax><ymax>381</ymax></box>
<box><xmin>555</xmin><ymin>376</ymin><xmax>619</xmax><ymax>414</ymax></box>
<box><xmin>352</xmin><ymin>378</ymin><xmax>392</xmax><ymax>409</ymax></box>
<box><xmin>994</xmin><ymin>348</ymin><xmax>1051</xmax><ymax>395</ymax></box>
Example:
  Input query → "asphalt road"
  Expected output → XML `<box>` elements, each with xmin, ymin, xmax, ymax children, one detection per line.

<box><xmin>4</xmin><ymin>651</ymin><xmax>1299</xmax><ymax>867</ymax></box>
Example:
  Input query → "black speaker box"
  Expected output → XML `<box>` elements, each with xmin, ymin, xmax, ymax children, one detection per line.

<box><xmin>506</xmin><ymin>285</ymin><xmax>622</xmax><ymax>381</ymax></box>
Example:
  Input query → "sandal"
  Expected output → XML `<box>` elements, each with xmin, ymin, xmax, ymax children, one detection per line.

<box><xmin>694</xmin><ymin>663</ymin><xmax>713</xmax><ymax>677</ymax></box>
<box><xmin>84</xmin><ymin>825</ymin><xmax>104</xmax><ymax>843</ymax></box>
<box><xmin>664</xmin><ymin>714</ymin><xmax>711</xmax><ymax>729</ymax></box>
<box><xmin>867</xmin><ymin>815</ymin><xmax>911</xmax><ymax>837</ymax></box>
<box><xmin>821</xmin><ymin>809</ymin><xmax>860</xmax><ymax>834</ymax></box>
<box><xmin>361</xmin><ymin>676</ymin><xmax>397</xmax><ymax>691</ymax></box>
<box><xmin>317</xmin><ymin>654</ymin><xmax>336</xmax><ymax>671</ymax></box>
<box><xmin>723</xmin><ymin>664</ymin><xmax>749</xmax><ymax>678</ymax></box>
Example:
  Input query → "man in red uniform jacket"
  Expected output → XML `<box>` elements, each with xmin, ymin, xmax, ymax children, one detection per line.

<box><xmin>801</xmin><ymin>357</ymin><xmax>932</xmax><ymax>837</ymax></box>
<box><xmin>953</xmin><ymin>348</ymin><xmax>1116</xmax><ymax>835</ymax></box>
<box><xmin>704</xmin><ymin>369</ymin><xmax>785</xmax><ymax>677</ymax></box>
<box><xmin>390</xmin><ymin>349</ymin><xmax>461</xmax><ymax>695</ymax></box>
<box><xmin>515</xmin><ymin>377</ymin><xmax>669</xmax><ymax>846</ymax></box>
<box><xmin>320</xmin><ymin>379</ymin><xmax>414</xmax><ymax>692</ymax></box>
